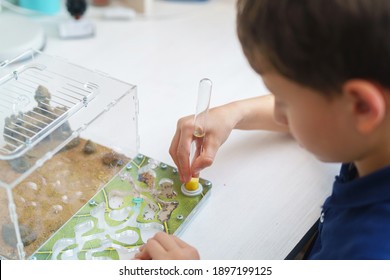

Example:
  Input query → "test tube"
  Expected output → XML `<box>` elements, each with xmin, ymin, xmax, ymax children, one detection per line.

<box><xmin>182</xmin><ymin>78</ymin><xmax>212</xmax><ymax>197</ymax></box>
<box><xmin>193</xmin><ymin>78</ymin><xmax>212</xmax><ymax>138</ymax></box>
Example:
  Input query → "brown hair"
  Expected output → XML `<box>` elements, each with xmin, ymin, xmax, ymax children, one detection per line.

<box><xmin>237</xmin><ymin>0</ymin><xmax>390</xmax><ymax>93</ymax></box>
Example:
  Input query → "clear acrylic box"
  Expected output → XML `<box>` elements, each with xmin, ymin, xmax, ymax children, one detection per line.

<box><xmin>0</xmin><ymin>50</ymin><xmax>211</xmax><ymax>260</ymax></box>
<box><xmin>0</xmin><ymin>50</ymin><xmax>139</xmax><ymax>259</ymax></box>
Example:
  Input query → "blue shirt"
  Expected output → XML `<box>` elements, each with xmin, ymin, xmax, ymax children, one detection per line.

<box><xmin>308</xmin><ymin>164</ymin><xmax>390</xmax><ymax>259</ymax></box>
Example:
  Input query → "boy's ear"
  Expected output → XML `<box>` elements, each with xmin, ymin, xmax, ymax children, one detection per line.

<box><xmin>342</xmin><ymin>80</ymin><xmax>386</xmax><ymax>134</ymax></box>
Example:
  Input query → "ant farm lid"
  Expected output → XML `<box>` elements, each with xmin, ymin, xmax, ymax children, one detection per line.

<box><xmin>0</xmin><ymin>50</ymin><xmax>139</xmax><ymax>189</ymax></box>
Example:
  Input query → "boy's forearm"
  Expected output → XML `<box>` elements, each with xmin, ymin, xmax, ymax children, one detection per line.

<box><xmin>230</xmin><ymin>95</ymin><xmax>289</xmax><ymax>132</ymax></box>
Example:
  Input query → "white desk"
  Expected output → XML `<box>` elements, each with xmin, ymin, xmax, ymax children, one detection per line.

<box><xmin>20</xmin><ymin>0</ymin><xmax>340</xmax><ymax>259</ymax></box>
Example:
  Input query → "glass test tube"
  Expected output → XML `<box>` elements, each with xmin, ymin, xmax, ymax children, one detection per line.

<box><xmin>190</xmin><ymin>78</ymin><xmax>212</xmax><ymax>164</ymax></box>
<box><xmin>183</xmin><ymin>78</ymin><xmax>212</xmax><ymax>195</ymax></box>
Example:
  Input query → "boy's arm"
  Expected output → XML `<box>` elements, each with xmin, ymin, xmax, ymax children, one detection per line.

<box><xmin>228</xmin><ymin>94</ymin><xmax>289</xmax><ymax>132</ymax></box>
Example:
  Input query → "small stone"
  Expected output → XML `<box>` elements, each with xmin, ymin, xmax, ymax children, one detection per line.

<box><xmin>2</xmin><ymin>224</ymin><xmax>37</xmax><ymax>247</ymax></box>
<box><xmin>102</xmin><ymin>152</ymin><xmax>126</xmax><ymax>167</ymax></box>
<box><xmin>61</xmin><ymin>137</ymin><xmax>80</xmax><ymax>151</ymax></box>
<box><xmin>74</xmin><ymin>191</ymin><xmax>83</xmax><ymax>198</ymax></box>
<box><xmin>26</xmin><ymin>182</ymin><xmax>38</xmax><ymax>191</ymax></box>
<box><xmin>52</xmin><ymin>205</ymin><xmax>63</xmax><ymax>214</ymax></box>
<box><xmin>8</xmin><ymin>156</ymin><xmax>30</xmax><ymax>173</ymax></box>
<box><xmin>35</xmin><ymin>85</ymin><xmax>51</xmax><ymax>106</ymax></box>
<box><xmin>61</xmin><ymin>195</ymin><xmax>69</xmax><ymax>204</ymax></box>
<box><xmin>83</xmin><ymin>140</ymin><xmax>97</xmax><ymax>154</ymax></box>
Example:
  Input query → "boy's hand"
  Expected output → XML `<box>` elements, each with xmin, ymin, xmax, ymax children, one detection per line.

<box><xmin>133</xmin><ymin>232</ymin><xmax>200</xmax><ymax>260</ymax></box>
<box><xmin>169</xmin><ymin>95</ymin><xmax>287</xmax><ymax>183</ymax></box>
<box><xmin>169</xmin><ymin>105</ymin><xmax>237</xmax><ymax>183</ymax></box>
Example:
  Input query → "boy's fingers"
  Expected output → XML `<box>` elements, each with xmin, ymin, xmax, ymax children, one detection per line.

<box><xmin>176</xmin><ymin>129</ymin><xmax>194</xmax><ymax>183</ymax></box>
<box><xmin>153</xmin><ymin>232</ymin><xmax>180</xmax><ymax>251</ymax></box>
<box><xmin>172</xmin><ymin>235</ymin><xmax>192</xmax><ymax>249</ymax></box>
<box><xmin>191</xmin><ymin>137</ymin><xmax>218</xmax><ymax>176</ymax></box>
<box><xmin>138</xmin><ymin>244</ymin><xmax>145</xmax><ymax>252</ymax></box>
<box><xmin>137</xmin><ymin>239</ymin><xmax>167</xmax><ymax>260</ymax></box>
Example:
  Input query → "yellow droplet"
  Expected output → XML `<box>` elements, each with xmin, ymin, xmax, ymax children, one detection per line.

<box><xmin>185</xmin><ymin>177</ymin><xmax>199</xmax><ymax>191</ymax></box>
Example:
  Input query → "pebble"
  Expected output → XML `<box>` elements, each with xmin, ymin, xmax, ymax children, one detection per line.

<box><xmin>2</xmin><ymin>224</ymin><xmax>37</xmax><ymax>247</ymax></box>
<box><xmin>83</xmin><ymin>140</ymin><xmax>97</xmax><ymax>154</ymax></box>
<box><xmin>102</xmin><ymin>152</ymin><xmax>125</xmax><ymax>166</ymax></box>
<box><xmin>8</xmin><ymin>157</ymin><xmax>30</xmax><ymax>173</ymax></box>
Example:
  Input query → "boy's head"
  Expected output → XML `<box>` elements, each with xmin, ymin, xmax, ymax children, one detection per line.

<box><xmin>236</xmin><ymin>0</ymin><xmax>390</xmax><ymax>175</ymax></box>
<box><xmin>236</xmin><ymin>0</ymin><xmax>390</xmax><ymax>94</ymax></box>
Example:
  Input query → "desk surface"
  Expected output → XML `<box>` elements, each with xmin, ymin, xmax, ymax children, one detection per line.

<box><xmin>23</xmin><ymin>0</ymin><xmax>339</xmax><ymax>259</ymax></box>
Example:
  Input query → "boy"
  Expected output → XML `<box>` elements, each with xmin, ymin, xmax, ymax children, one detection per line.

<box><xmin>134</xmin><ymin>0</ymin><xmax>390</xmax><ymax>259</ymax></box>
